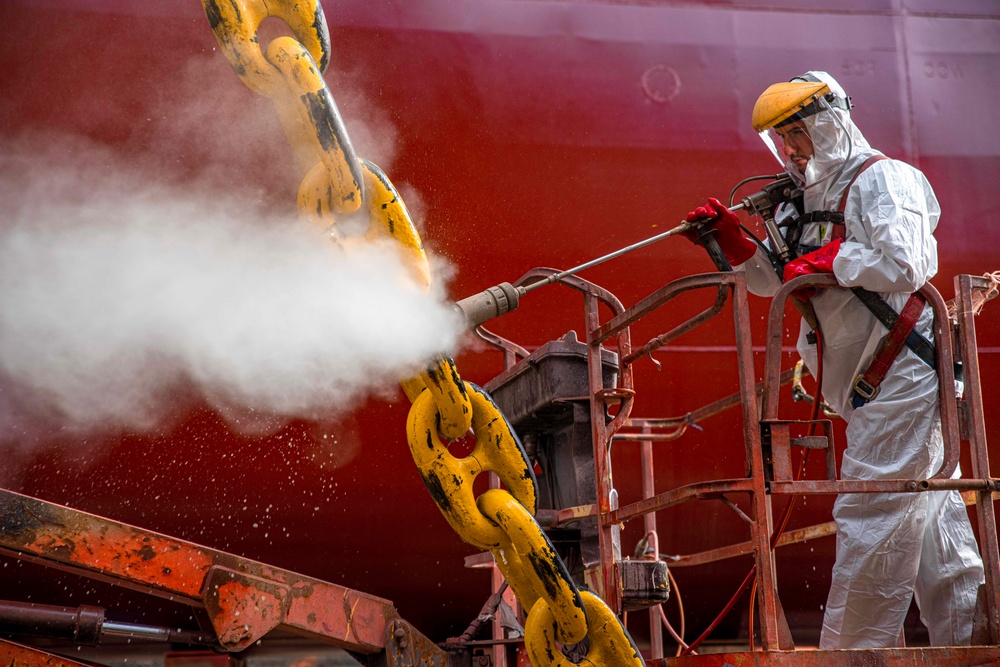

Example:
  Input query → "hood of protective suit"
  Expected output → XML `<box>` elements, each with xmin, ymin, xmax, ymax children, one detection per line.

<box><xmin>789</xmin><ymin>71</ymin><xmax>882</xmax><ymax>211</ymax></box>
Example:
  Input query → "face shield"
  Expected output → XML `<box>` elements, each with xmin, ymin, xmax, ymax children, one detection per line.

<box><xmin>759</xmin><ymin>96</ymin><xmax>836</xmax><ymax>171</ymax></box>
<box><xmin>759</xmin><ymin>120</ymin><xmax>818</xmax><ymax>180</ymax></box>
<box><xmin>753</xmin><ymin>81</ymin><xmax>834</xmax><ymax>163</ymax></box>
<box><xmin>758</xmin><ymin>127</ymin><xmax>785</xmax><ymax>168</ymax></box>
<box><xmin>753</xmin><ymin>79</ymin><xmax>855</xmax><ymax>192</ymax></box>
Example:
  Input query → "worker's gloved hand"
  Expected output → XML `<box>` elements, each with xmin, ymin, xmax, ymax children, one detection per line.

<box><xmin>683</xmin><ymin>197</ymin><xmax>757</xmax><ymax>266</ymax></box>
<box><xmin>782</xmin><ymin>238</ymin><xmax>843</xmax><ymax>301</ymax></box>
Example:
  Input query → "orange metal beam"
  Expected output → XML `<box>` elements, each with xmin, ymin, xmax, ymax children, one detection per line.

<box><xmin>0</xmin><ymin>489</ymin><xmax>397</xmax><ymax>654</ymax></box>
<box><xmin>0</xmin><ymin>638</ymin><xmax>98</xmax><ymax>667</ymax></box>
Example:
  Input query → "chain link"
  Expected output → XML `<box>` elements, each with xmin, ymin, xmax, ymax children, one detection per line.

<box><xmin>410</xmin><ymin>355</ymin><xmax>473</xmax><ymax>439</ymax></box>
<box><xmin>201</xmin><ymin>1</ymin><xmax>643</xmax><ymax>663</ymax></box>
<box><xmin>267</xmin><ymin>36</ymin><xmax>364</xmax><ymax>218</ymax></box>
<box><xmin>406</xmin><ymin>383</ymin><xmax>538</xmax><ymax>547</ymax></box>
<box><xmin>525</xmin><ymin>591</ymin><xmax>644</xmax><ymax>666</ymax></box>
<box><xmin>203</xmin><ymin>0</ymin><xmax>331</xmax><ymax>98</ymax></box>
<box><xmin>478</xmin><ymin>488</ymin><xmax>586</xmax><ymax>644</ymax></box>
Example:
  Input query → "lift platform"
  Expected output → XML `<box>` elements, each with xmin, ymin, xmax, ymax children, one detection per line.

<box><xmin>3</xmin><ymin>272</ymin><xmax>999</xmax><ymax>667</ymax></box>
<box><xmin>471</xmin><ymin>269</ymin><xmax>1000</xmax><ymax>666</ymax></box>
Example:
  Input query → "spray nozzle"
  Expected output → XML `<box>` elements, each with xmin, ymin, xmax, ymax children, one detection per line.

<box><xmin>454</xmin><ymin>282</ymin><xmax>527</xmax><ymax>328</ymax></box>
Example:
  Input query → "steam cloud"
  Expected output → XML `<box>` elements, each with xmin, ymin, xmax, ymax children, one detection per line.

<box><xmin>0</xmin><ymin>138</ymin><xmax>465</xmax><ymax>443</ymax></box>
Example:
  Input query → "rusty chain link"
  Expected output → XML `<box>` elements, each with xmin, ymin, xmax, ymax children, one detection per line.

<box><xmin>201</xmin><ymin>1</ymin><xmax>643</xmax><ymax>663</ymax></box>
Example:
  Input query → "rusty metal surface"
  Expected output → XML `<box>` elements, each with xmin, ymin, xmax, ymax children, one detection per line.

<box><xmin>587</xmin><ymin>290</ymin><xmax>624</xmax><ymax>613</ymax></box>
<box><xmin>622</xmin><ymin>285</ymin><xmax>729</xmax><ymax>367</ymax></box>
<box><xmin>0</xmin><ymin>638</ymin><xmax>97</xmax><ymax>667</ymax></box>
<box><xmin>760</xmin><ymin>274</ymin><xmax>840</xmax><ymax>420</ymax></box>
<box><xmin>591</xmin><ymin>273</ymin><xmax>737</xmax><ymax>345</ymax></box>
<box><xmin>649</xmin><ymin>646</ymin><xmax>1000</xmax><ymax>666</ymax></box>
<box><xmin>473</xmin><ymin>325</ymin><xmax>530</xmax><ymax>368</ymax></box>
<box><xmin>727</xmin><ymin>273</ymin><xmax>789</xmax><ymax>651</ymax></box>
<box><xmin>956</xmin><ymin>274</ymin><xmax>1000</xmax><ymax>644</ymax></box>
<box><xmin>761</xmin><ymin>420</ymin><xmax>836</xmax><ymax>483</ymax></box>
<box><xmin>513</xmin><ymin>268</ymin><xmax>627</xmax><ymax>319</ymax></box>
<box><xmin>610</xmin><ymin>480</ymin><xmax>755</xmax><ymax>525</ymax></box>
<box><xmin>511</xmin><ymin>268</ymin><xmax>636</xmax><ymax>614</ymax></box>
<box><xmin>163</xmin><ymin>652</ymin><xmax>237</xmax><ymax>667</ymax></box>
<box><xmin>384</xmin><ymin>619</ymin><xmax>449</xmax><ymax>667</ymax></box>
<box><xmin>511</xmin><ymin>267</ymin><xmax>638</xmax><ymax>618</ymax></box>
<box><xmin>669</xmin><ymin>520</ymin><xmax>839</xmax><ymax>569</ymax></box>
<box><xmin>589</xmin><ymin>271</ymin><xmax>798</xmax><ymax>648</ymax></box>
<box><xmin>761</xmin><ymin>277</ymin><xmax>964</xmax><ymax>479</ymax></box>
<box><xmin>767</xmin><ymin>478</ymin><xmax>1000</xmax><ymax>496</ymax></box>
<box><xmin>594</xmin><ymin>271</ymin><xmax>1000</xmax><ymax>656</ymax></box>
<box><xmin>640</xmin><ymin>425</ymin><xmax>665</xmax><ymax>660</ymax></box>
<box><xmin>616</xmin><ymin>368</ymin><xmax>803</xmax><ymax>443</ymax></box>
<box><xmin>0</xmin><ymin>489</ymin><xmax>396</xmax><ymax>653</ymax></box>
<box><xmin>921</xmin><ymin>281</ymin><xmax>963</xmax><ymax>480</ymax></box>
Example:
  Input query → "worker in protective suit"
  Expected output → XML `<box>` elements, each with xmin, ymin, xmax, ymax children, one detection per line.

<box><xmin>684</xmin><ymin>71</ymin><xmax>985</xmax><ymax>648</ymax></box>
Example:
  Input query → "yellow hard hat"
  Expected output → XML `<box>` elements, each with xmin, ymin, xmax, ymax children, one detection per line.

<box><xmin>751</xmin><ymin>80</ymin><xmax>831</xmax><ymax>133</ymax></box>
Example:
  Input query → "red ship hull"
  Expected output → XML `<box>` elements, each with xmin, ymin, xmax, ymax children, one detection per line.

<box><xmin>1</xmin><ymin>0</ymin><xmax>998</xmax><ymax>648</ymax></box>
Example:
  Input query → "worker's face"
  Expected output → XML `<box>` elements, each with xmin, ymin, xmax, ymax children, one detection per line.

<box><xmin>775</xmin><ymin>121</ymin><xmax>813</xmax><ymax>173</ymax></box>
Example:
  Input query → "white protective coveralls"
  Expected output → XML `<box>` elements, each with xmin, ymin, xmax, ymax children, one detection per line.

<box><xmin>741</xmin><ymin>72</ymin><xmax>985</xmax><ymax>648</ymax></box>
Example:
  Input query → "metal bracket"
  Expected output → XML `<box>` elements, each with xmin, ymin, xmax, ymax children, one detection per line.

<box><xmin>385</xmin><ymin>619</ymin><xmax>451</xmax><ymax>667</ymax></box>
<box><xmin>202</xmin><ymin>566</ymin><xmax>289</xmax><ymax>651</ymax></box>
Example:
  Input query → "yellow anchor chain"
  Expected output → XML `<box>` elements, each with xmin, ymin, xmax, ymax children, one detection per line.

<box><xmin>201</xmin><ymin>2</ymin><xmax>643</xmax><ymax>663</ymax></box>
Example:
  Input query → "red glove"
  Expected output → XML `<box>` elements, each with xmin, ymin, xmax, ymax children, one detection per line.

<box><xmin>782</xmin><ymin>238</ymin><xmax>843</xmax><ymax>301</ymax></box>
<box><xmin>683</xmin><ymin>197</ymin><xmax>757</xmax><ymax>266</ymax></box>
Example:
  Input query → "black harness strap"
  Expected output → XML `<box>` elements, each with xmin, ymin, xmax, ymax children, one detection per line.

<box><xmin>851</xmin><ymin>292</ymin><xmax>930</xmax><ymax>408</ymax></box>
<box><xmin>834</xmin><ymin>155</ymin><xmax>937</xmax><ymax>373</ymax></box>
<box><xmin>794</xmin><ymin>155</ymin><xmax>938</xmax><ymax>380</ymax></box>
<box><xmin>798</xmin><ymin>211</ymin><xmax>844</xmax><ymax>225</ymax></box>
<box><xmin>850</xmin><ymin>287</ymin><xmax>937</xmax><ymax>371</ymax></box>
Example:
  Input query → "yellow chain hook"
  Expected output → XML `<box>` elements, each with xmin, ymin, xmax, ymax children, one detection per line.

<box><xmin>477</xmin><ymin>489</ymin><xmax>587</xmax><ymax>645</ymax></box>
<box><xmin>525</xmin><ymin>591</ymin><xmax>645</xmax><ymax>667</ymax></box>
<box><xmin>360</xmin><ymin>160</ymin><xmax>432</xmax><ymax>288</ymax></box>
<box><xmin>267</xmin><ymin>37</ymin><xmax>364</xmax><ymax>216</ymax></box>
<box><xmin>202</xmin><ymin>1</ymin><xmax>645</xmax><ymax>661</ymax></box>
<box><xmin>202</xmin><ymin>0</ymin><xmax>331</xmax><ymax>98</ymax></box>
<box><xmin>406</xmin><ymin>383</ymin><xmax>536</xmax><ymax>547</ymax></box>
<box><xmin>418</xmin><ymin>356</ymin><xmax>473</xmax><ymax>439</ymax></box>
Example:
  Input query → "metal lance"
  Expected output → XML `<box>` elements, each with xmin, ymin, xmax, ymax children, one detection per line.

<box><xmin>455</xmin><ymin>207</ymin><xmax>754</xmax><ymax>328</ymax></box>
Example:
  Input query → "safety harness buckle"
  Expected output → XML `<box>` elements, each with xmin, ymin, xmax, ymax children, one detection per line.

<box><xmin>852</xmin><ymin>374</ymin><xmax>880</xmax><ymax>401</ymax></box>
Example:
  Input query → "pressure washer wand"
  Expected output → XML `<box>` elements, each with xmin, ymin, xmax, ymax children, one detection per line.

<box><xmin>523</xmin><ymin>220</ymin><xmax>699</xmax><ymax>294</ymax></box>
<box><xmin>455</xmin><ymin>205</ymin><xmax>747</xmax><ymax>328</ymax></box>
